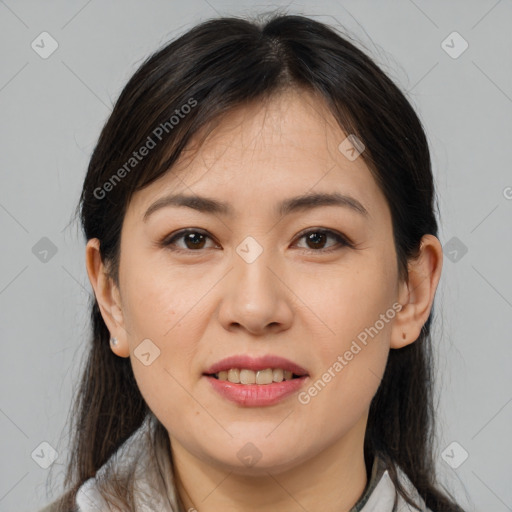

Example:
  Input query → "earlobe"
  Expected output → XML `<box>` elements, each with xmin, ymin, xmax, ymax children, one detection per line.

<box><xmin>390</xmin><ymin>234</ymin><xmax>443</xmax><ymax>349</ymax></box>
<box><xmin>85</xmin><ymin>238</ymin><xmax>130</xmax><ymax>358</ymax></box>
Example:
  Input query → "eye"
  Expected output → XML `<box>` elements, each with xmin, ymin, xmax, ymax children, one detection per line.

<box><xmin>294</xmin><ymin>228</ymin><xmax>353</xmax><ymax>253</ymax></box>
<box><xmin>161</xmin><ymin>229</ymin><xmax>217</xmax><ymax>252</ymax></box>
<box><xmin>159</xmin><ymin>228</ymin><xmax>353</xmax><ymax>254</ymax></box>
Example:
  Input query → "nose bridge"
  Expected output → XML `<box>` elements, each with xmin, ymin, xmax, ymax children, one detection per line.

<box><xmin>218</xmin><ymin>236</ymin><xmax>293</xmax><ymax>334</ymax></box>
<box><xmin>233</xmin><ymin>237</ymin><xmax>277</xmax><ymax>309</ymax></box>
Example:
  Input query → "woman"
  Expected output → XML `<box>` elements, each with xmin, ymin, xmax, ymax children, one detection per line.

<box><xmin>41</xmin><ymin>12</ymin><xmax>465</xmax><ymax>512</ymax></box>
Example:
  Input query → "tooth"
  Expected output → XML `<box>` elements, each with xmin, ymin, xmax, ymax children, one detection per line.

<box><xmin>216</xmin><ymin>368</ymin><xmax>297</xmax><ymax>384</ymax></box>
<box><xmin>256</xmin><ymin>368</ymin><xmax>273</xmax><ymax>384</ymax></box>
<box><xmin>240</xmin><ymin>369</ymin><xmax>256</xmax><ymax>384</ymax></box>
<box><xmin>227</xmin><ymin>368</ymin><xmax>240</xmax><ymax>383</ymax></box>
<box><xmin>272</xmin><ymin>368</ymin><xmax>284</xmax><ymax>382</ymax></box>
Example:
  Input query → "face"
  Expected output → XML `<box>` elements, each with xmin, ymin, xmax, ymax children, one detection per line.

<box><xmin>108</xmin><ymin>89</ymin><xmax>404</xmax><ymax>475</ymax></box>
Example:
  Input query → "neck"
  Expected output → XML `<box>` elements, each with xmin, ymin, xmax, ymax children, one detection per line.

<box><xmin>170</xmin><ymin>416</ymin><xmax>369</xmax><ymax>512</ymax></box>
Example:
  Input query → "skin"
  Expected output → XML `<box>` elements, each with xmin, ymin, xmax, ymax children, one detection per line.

<box><xmin>86</xmin><ymin>88</ymin><xmax>443</xmax><ymax>512</ymax></box>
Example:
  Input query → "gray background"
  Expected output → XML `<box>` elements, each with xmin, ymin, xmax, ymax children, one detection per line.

<box><xmin>0</xmin><ymin>1</ymin><xmax>511</xmax><ymax>511</ymax></box>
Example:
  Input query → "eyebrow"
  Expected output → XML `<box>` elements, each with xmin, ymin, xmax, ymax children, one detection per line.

<box><xmin>143</xmin><ymin>191</ymin><xmax>368</xmax><ymax>222</ymax></box>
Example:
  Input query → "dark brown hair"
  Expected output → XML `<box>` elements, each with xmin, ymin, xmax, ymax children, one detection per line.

<box><xmin>50</xmin><ymin>12</ymin><xmax>465</xmax><ymax>511</ymax></box>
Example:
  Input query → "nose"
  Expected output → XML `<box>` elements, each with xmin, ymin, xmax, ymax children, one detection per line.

<box><xmin>217</xmin><ymin>248</ymin><xmax>294</xmax><ymax>336</ymax></box>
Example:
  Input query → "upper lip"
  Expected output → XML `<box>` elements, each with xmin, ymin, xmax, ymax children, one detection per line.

<box><xmin>204</xmin><ymin>355</ymin><xmax>309</xmax><ymax>376</ymax></box>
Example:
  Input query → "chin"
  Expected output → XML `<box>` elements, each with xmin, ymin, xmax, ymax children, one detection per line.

<box><xmin>199</xmin><ymin>440</ymin><xmax>309</xmax><ymax>476</ymax></box>
<box><xmin>212</xmin><ymin>454</ymin><xmax>304</xmax><ymax>476</ymax></box>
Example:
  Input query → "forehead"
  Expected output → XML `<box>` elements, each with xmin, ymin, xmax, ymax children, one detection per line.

<box><xmin>127</xmin><ymin>89</ymin><xmax>387</xmax><ymax>222</ymax></box>
<box><xmin>177</xmin><ymin>89</ymin><xmax>357</xmax><ymax>171</ymax></box>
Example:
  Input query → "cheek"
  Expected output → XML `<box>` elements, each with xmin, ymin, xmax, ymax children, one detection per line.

<box><xmin>121</xmin><ymin>259</ymin><xmax>202</xmax><ymax>342</ymax></box>
<box><xmin>297</xmin><ymin>322</ymin><xmax>390</xmax><ymax>437</ymax></box>
<box><xmin>121</xmin><ymin>275</ymin><xmax>203</xmax><ymax>408</ymax></box>
<box><xmin>309</xmin><ymin>259</ymin><xmax>396</xmax><ymax>356</ymax></box>
<box><xmin>299</xmin><ymin>252</ymin><xmax>396</xmax><ymax>405</ymax></box>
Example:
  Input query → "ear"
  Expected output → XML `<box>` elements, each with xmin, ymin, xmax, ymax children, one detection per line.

<box><xmin>391</xmin><ymin>234</ymin><xmax>443</xmax><ymax>349</ymax></box>
<box><xmin>85</xmin><ymin>238</ymin><xmax>130</xmax><ymax>358</ymax></box>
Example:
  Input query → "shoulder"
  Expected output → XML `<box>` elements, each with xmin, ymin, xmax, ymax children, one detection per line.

<box><xmin>390</xmin><ymin>465</ymin><xmax>433</xmax><ymax>512</ymax></box>
<box><xmin>37</xmin><ymin>478</ymin><xmax>111</xmax><ymax>512</ymax></box>
<box><xmin>357</xmin><ymin>456</ymin><xmax>433</xmax><ymax>512</ymax></box>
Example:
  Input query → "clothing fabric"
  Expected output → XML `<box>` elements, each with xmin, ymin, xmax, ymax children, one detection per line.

<box><xmin>39</xmin><ymin>414</ymin><xmax>432</xmax><ymax>512</ymax></box>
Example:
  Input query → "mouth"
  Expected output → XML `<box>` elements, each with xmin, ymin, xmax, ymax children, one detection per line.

<box><xmin>202</xmin><ymin>355</ymin><xmax>309</xmax><ymax>407</ymax></box>
<box><xmin>205</xmin><ymin>368</ymin><xmax>304</xmax><ymax>385</ymax></box>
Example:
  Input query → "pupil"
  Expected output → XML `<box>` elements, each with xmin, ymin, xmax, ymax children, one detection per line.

<box><xmin>308</xmin><ymin>232</ymin><xmax>325</xmax><ymax>249</ymax></box>
<box><xmin>186</xmin><ymin>233</ymin><xmax>204</xmax><ymax>249</ymax></box>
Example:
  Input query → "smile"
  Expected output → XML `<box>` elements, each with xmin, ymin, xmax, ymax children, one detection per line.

<box><xmin>211</xmin><ymin>368</ymin><xmax>300</xmax><ymax>385</ymax></box>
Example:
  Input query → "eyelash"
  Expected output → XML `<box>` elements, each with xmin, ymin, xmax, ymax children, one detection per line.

<box><xmin>159</xmin><ymin>228</ymin><xmax>354</xmax><ymax>255</ymax></box>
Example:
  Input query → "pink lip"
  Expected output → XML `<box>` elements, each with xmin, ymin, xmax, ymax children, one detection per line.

<box><xmin>203</xmin><ymin>355</ymin><xmax>308</xmax><ymax>376</ymax></box>
<box><xmin>204</xmin><ymin>375</ymin><xmax>308</xmax><ymax>407</ymax></box>
<box><xmin>203</xmin><ymin>354</ymin><xmax>309</xmax><ymax>407</ymax></box>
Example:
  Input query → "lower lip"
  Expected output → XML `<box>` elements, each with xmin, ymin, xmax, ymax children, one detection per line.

<box><xmin>204</xmin><ymin>375</ymin><xmax>308</xmax><ymax>407</ymax></box>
